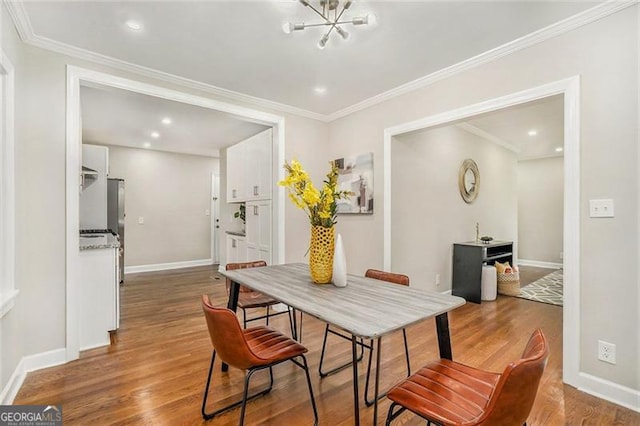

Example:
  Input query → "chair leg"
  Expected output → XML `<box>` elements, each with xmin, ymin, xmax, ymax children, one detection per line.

<box><xmin>318</xmin><ymin>325</ymin><xmax>366</xmax><ymax>377</ymax></box>
<box><xmin>265</xmin><ymin>305</ymin><xmax>270</xmax><ymax>326</ymax></box>
<box><xmin>201</xmin><ymin>351</ymin><xmax>274</xmax><ymax>421</ymax></box>
<box><xmin>239</xmin><ymin>368</ymin><xmax>260</xmax><ymax>425</ymax></box>
<box><xmin>242</xmin><ymin>308</ymin><xmax>247</xmax><ymax>329</ymax></box>
<box><xmin>364</xmin><ymin>328</ymin><xmax>412</xmax><ymax>406</ymax></box>
<box><xmin>402</xmin><ymin>328</ymin><xmax>411</xmax><ymax>376</ymax></box>
<box><xmin>385</xmin><ymin>402</ymin><xmax>405</xmax><ymax>426</ymax></box>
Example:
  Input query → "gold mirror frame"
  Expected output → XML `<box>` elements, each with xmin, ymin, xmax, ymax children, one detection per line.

<box><xmin>458</xmin><ymin>159</ymin><xmax>480</xmax><ymax>203</ymax></box>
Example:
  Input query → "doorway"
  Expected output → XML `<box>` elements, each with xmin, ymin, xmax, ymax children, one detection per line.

<box><xmin>65</xmin><ymin>66</ymin><xmax>286</xmax><ymax>361</ymax></box>
<box><xmin>383</xmin><ymin>76</ymin><xmax>580</xmax><ymax>388</ymax></box>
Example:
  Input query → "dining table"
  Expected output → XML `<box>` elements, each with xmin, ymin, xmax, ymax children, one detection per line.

<box><xmin>220</xmin><ymin>262</ymin><xmax>466</xmax><ymax>425</ymax></box>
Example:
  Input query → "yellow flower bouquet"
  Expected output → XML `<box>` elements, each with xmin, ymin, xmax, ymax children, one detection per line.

<box><xmin>279</xmin><ymin>159</ymin><xmax>352</xmax><ymax>228</ymax></box>
<box><xmin>279</xmin><ymin>159</ymin><xmax>352</xmax><ymax>283</ymax></box>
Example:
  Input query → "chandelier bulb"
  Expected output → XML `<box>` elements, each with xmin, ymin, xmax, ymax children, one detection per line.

<box><xmin>336</xmin><ymin>26</ymin><xmax>349</xmax><ymax>40</ymax></box>
<box><xmin>282</xmin><ymin>22</ymin><xmax>293</xmax><ymax>34</ymax></box>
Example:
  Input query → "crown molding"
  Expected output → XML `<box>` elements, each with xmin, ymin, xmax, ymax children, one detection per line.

<box><xmin>3</xmin><ymin>1</ymin><xmax>327</xmax><ymax>122</ymax></box>
<box><xmin>455</xmin><ymin>122</ymin><xmax>520</xmax><ymax>154</ymax></box>
<box><xmin>5</xmin><ymin>0</ymin><xmax>636</xmax><ymax>123</ymax></box>
<box><xmin>326</xmin><ymin>0</ymin><xmax>636</xmax><ymax>122</ymax></box>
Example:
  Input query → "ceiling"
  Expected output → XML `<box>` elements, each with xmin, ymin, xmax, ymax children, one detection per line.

<box><xmin>16</xmin><ymin>2</ymin><xmax>589</xmax><ymax>158</ymax></box>
<box><xmin>81</xmin><ymin>84</ymin><xmax>270</xmax><ymax>157</ymax></box>
<box><xmin>21</xmin><ymin>1</ymin><xmax>599</xmax><ymax>117</ymax></box>
<box><xmin>462</xmin><ymin>94</ymin><xmax>564</xmax><ymax>160</ymax></box>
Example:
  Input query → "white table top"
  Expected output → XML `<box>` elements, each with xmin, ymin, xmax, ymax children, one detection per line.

<box><xmin>221</xmin><ymin>263</ymin><xmax>466</xmax><ymax>339</ymax></box>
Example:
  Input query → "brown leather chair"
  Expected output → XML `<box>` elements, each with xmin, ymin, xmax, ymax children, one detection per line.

<box><xmin>201</xmin><ymin>295</ymin><xmax>318</xmax><ymax>425</ymax></box>
<box><xmin>318</xmin><ymin>269</ymin><xmax>411</xmax><ymax>406</ymax></box>
<box><xmin>385</xmin><ymin>328</ymin><xmax>549</xmax><ymax>426</ymax></box>
<box><xmin>226</xmin><ymin>261</ymin><xmax>294</xmax><ymax>333</ymax></box>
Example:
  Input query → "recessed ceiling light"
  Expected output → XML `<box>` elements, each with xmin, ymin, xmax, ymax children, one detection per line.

<box><xmin>143</xmin><ymin>142</ymin><xmax>151</xmax><ymax>148</ymax></box>
<box><xmin>161</xmin><ymin>117</ymin><xmax>172</xmax><ymax>125</ymax></box>
<box><xmin>528</xmin><ymin>129</ymin><xmax>538</xmax><ymax>136</ymax></box>
<box><xmin>555</xmin><ymin>147</ymin><xmax>563</xmax><ymax>152</ymax></box>
<box><xmin>314</xmin><ymin>86</ymin><xmax>327</xmax><ymax>95</ymax></box>
<box><xmin>150</xmin><ymin>131</ymin><xmax>160</xmax><ymax>138</ymax></box>
<box><xmin>125</xmin><ymin>20</ymin><xmax>143</xmax><ymax>32</ymax></box>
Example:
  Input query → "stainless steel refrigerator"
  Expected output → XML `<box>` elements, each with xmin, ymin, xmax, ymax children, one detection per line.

<box><xmin>107</xmin><ymin>178</ymin><xmax>125</xmax><ymax>283</ymax></box>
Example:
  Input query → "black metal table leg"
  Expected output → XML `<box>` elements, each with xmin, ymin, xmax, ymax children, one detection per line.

<box><xmin>373</xmin><ymin>337</ymin><xmax>381</xmax><ymax>425</ymax></box>
<box><xmin>435</xmin><ymin>313</ymin><xmax>452</xmax><ymax>360</ymax></box>
<box><xmin>351</xmin><ymin>334</ymin><xmax>360</xmax><ymax>425</ymax></box>
<box><xmin>222</xmin><ymin>280</ymin><xmax>240</xmax><ymax>372</ymax></box>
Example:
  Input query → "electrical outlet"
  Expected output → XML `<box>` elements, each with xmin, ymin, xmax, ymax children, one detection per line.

<box><xmin>435</xmin><ymin>274</ymin><xmax>441</xmax><ymax>287</ymax></box>
<box><xmin>598</xmin><ymin>340</ymin><xmax>616</xmax><ymax>364</ymax></box>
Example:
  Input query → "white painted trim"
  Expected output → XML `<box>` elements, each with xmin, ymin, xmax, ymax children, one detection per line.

<box><xmin>439</xmin><ymin>289</ymin><xmax>452</xmax><ymax>295</ymax></box>
<box><xmin>0</xmin><ymin>50</ymin><xmax>16</xmax><ymax>319</ymax></box>
<box><xmin>383</xmin><ymin>76</ymin><xmax>581</xmax><ymax>392</ymax></box>
<box><xmin>577</xmin><ymin>372</ymin><xmax>640</xmax><ymax>413</ymax></box>
<box><xmin>517</xmin><ymin>259</ymin><xmax>563</xmax><ymax>269</ymax></box>
<box><xmin>66</xmin><ymin>66</ymin><xmax>286</xmax><ymax>361</ymax></box>
<box><xmin>4</xmin><ymin>2</ymin><xmax>324</xmax><ymax>122</ymax></box>
<box><xmin>0</xmin><ymin>358</ymin><xmax>24</xmax><ymax>404</ymax></box>
<box><xmin>327</xmin><ymin>0</ymin><xmax>634</xmax><ymax>121</ymax></box>
<box><xmin>0</xmin><ymin>289</ymin><xmax>19</xmax><ymax>319</ymax></box>
<box><xmin>6</xmin><ymin>0</ymin><xmax>633</xmax><ymax>123</ymax></box>
<box><xmin>455</xmin><ymin>123</ymin><xmax>520</xmax><ymax>153</ymax></box>
<box><xmin>0</xmin><ymin>348</ymin><xmax>66</xmax><ymax>404</ymax></box>
<box><xmin>125</xmin><ymin>259</ymin><xmax>213</xmax><ymax>274</ymax></box>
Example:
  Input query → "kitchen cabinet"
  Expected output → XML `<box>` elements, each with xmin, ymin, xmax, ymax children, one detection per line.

<box><xmin>452</xmin><ymin>241</ymin><xmax>513</xmax><ymax>304</ymax></box>
<box><xmin>226</xmin><ymin>142</ymin><xmax>246</xmax><ymax>202</ymax></box>
<box><xmin>246</xmin><ymin>200</ymin><xmax>272</xmax><ymax>264</ymax></box>
<box><xmin>79</xmin><ymin>246</ymin><xmax>118</xmax><ymax>350</ymax></box>
<box><xmin>226</xmin><ymin>234</ymin><xmax>247</xmax><ymax>264</ymax></box>
<box><xmin>226</xmin><ymin>129</ymin><xmax>272</xmax><ymax>202</ymax></box>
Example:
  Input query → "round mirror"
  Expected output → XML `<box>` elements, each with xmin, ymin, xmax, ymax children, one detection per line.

<box><xmin>458</xmin><ymin>159</ymin><xmax>480</xmax><ymax>203</ymax></box>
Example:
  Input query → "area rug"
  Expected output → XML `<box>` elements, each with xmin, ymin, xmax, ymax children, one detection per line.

<box><xmin>516</xmin><ymin>269</ymin><xmax>563</xmax><ymax>306</ymax></box>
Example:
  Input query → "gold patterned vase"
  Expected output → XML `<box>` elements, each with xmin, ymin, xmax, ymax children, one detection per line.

<box><xmin>309</xmin><ymin>225</ymin><xmax>335</xmax><ymax>284</ymax></box>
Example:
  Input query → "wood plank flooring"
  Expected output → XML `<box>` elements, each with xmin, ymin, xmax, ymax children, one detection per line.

<box><xmin>15</xmin><ymin>265</ymin><xmax>640</xmax><ymax>425</ymax></box>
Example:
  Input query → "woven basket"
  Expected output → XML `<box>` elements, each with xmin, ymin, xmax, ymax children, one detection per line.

<box><xmin>497</xmin><ymin>271</ymin><xmax>520</xmax><ymax>296</ymax></box>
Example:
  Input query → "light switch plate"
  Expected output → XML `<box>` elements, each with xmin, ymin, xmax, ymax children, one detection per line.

<box><xmin>589</xmin><ymin>199</ymin><xmax>614</xmax><ymax>218</ymax></box>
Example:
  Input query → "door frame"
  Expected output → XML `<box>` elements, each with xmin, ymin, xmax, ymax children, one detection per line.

<box><xmin>65</xmin><ymin>66</ymin><xmax>286</xmax><ymax>360</ymax></box>
<box><xmin>210</xmin><ymin>173</ymin><xmax>220</xmax><ymax>264</ymax></box>
<box><xmin>383</xmin><ymin>76</ymin><xmax>580</xmax><ymax>387</ymax></box>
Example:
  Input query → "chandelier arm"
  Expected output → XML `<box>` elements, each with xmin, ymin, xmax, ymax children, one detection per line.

<box><xmin>304</xmin><ymin>3</ymin><xmax>332</xmax><ymax>23</ymax></box>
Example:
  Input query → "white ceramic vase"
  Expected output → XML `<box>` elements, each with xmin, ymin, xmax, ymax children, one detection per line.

<box><xmin>332</xmin><ymin>233</ymin><xmax>347</xmax><ymax>287</ymax></box>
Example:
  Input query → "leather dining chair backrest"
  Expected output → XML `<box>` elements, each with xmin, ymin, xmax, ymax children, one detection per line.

<box><xmin>226</xmin><ymin>260</ymin><xmax>267</xmax><ymax>293</ymax></box>
<box><xmin>365</xmin><ymin>269</ymin><xmax>410</xmax><ymax>286</ymax></box>
<box><xmin>201</xmin><ymin>294</ymin><xmax>262</xmax><ymax>370</ymax></box>
<box><xmin>477</xmin><ymin>328</ymin><xmax>549</xmax><ymax>425</ymax></box>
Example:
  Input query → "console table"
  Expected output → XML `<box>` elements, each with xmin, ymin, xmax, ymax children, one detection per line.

<box><xmin>452</xmin><ymin>241</ymin><xmax>513</xmax><ymax>303</ymax></box>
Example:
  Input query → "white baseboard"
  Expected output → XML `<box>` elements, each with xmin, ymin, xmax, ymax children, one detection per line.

<box><xmin>517</xmin><ymin>259</ymin><xmax>563</xmax><ymax>269</ymax></box>
<box><xmin>440</xmin><ymin>289</ymin><xmax>452</xmax><ymax>295</ymax></box>
<box><xmin>1</xmin><ymin>348</ymin><xmax>66</xmax><ymax>404</ymax></box>
<box><xmin>578</xmin><ymin>372</ymin><xmax>640</xmax><ymax>413</ymax></box>
<box><xmin>125</xmin><ymin>258</ymin><xmax>213</xmax><ymax>274</ymax></box>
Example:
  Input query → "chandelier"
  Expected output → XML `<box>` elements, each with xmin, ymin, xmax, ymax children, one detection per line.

<box><xmin>282</xmin><ymin>0</ymin><xmax>376</xmax><ymax>49</ymax></box>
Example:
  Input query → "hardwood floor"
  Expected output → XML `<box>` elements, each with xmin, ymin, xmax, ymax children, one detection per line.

<box><xmin>15</xmin><ymin>265</ymin><xmax>640</xmax><ymax>425</ymax></box>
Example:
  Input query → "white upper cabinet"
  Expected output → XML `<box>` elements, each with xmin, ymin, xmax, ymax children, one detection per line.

<box><xmin>226</xmin><ymin>128</ymin><xmax>272</xmax><ymax>203</ymax></box>
<box><xmin>226</xmin><ymin>142</ymin><xmax>246</xmax><ymax>202</ymax></box>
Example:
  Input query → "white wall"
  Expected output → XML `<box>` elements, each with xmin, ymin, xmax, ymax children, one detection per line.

<box><xmin>105</xmin><ymin>145</ymin><xmax>218</xmax><ymax>267</ymax></box>
<box><xmin>518</xmin><ymin>156</ymin><xmax>564</xmax><ymax>264</ymax></box>
<box><xmin>327</xmin><ymin>7</ymin><xmax>638</xmax><ymax>390</ymax></box>
<box><xmin>392</xmin><ymin>125</ymin><xmax>518</xmax><ymax>291</ymax></box>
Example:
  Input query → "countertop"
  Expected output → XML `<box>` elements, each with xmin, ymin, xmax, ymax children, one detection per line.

<box><xmin>80</xmin><ymin>233</ymin><xmax>120</xmax><ymax>251</ymax></box>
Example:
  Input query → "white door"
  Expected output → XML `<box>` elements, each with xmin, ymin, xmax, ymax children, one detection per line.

<box><xmin>211</xmin><ymin>173</ymin><xmax>220</xmax><ymax>264</ymax></box>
